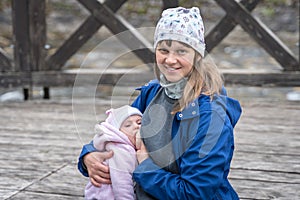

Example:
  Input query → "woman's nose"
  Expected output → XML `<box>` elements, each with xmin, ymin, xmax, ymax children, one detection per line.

<box><xmin>165</xmin><ymin>53</ymin><xmax>177</xmax><ymax>64</ymax></box>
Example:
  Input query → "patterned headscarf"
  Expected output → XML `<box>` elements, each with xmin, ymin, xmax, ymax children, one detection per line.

<box><xmin>154</xmin><ymin>7</ymin><xmax>205</xmax><ymax>57</ymax></box>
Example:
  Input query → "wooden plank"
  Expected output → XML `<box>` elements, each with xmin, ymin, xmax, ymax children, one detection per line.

<box><xmin>1</xmin><ymin>70</ymin><xmax>300</xmax><ymax>88</ymax></box>
<box><xmin>229</xmin><ymin>96</ymin><xmax>300</xmax><ymax>199</ymax></box>
<box><xmin>0</xmin><ymin>48</ymin><xmax>12</xmax><ymax>71</ymax></box>
<box><xmin>78</xmin><ymin>0</ymin><xmax>154</xmax><ymax>67</ymax></box>
<box><xmin>206</xmin><ymin>0</ymin><xmax>260</xmax><ymax>53</ymax></box>
<box><xmin>46</xmin><ymin>0</ymin><xmax>128</xmax><ymax>70</ymax></box>
<box><xmin>28</xmin><ymin>0</ymin><xmax>47</xmax><ymax>71</ymax></box>
<box><xmin>0</xmin><ymin>101</ymin><xmax>91</xmax><ymax>199</ymax></box>
<box><xmin>0</xmin><ymin>95</ymin><xmax>299</xmax><ymax>199</ymax></box>
<box><xmin>23</xmin><ymin>164</ymin><xmax>86</xmax><ymax>198</ymax></box>
<box><xmin>229</xmin><ymin>97</ymin><xmax>300</xmax><ymax>199</ymax></box>
<box><xmin>229</xmin><ymin>169</ymin><xmax>300</xmax><ymax>199</ymax></box>
<box><xmin>0</xmin><ymin>99</ymin><xmax>104</xmax><ymax>199</ymax></box>
<box><xmin>0</xmin><ymin>71</ymin><xmax>74</xmax><ymax>88</ymax></box>
<box><xmin>0</xmin><ymin>189</ymin><xmax>16</xmax><ymax>200</ymax></box>
<box><xmin>0</xmin><ymin>72</ymin><xmax>31</xmax><ymax>88</ymax></box>
<box><xmin>214</xmin><ymin>0</ymin><xmax>300</xmax><ymax>71</ymax></box>
<box><xmin>223</xmin><ymin>71</ymin><xmax>300</xmax><ymax>86</ymax></box>
<box><xmin>230</xmin><ymin>168</ymin><xmax>300</xmax><ymax>184</ymax></box>
<box><xmin>230</xmin><ymin>178</ymin><xmax>300</xmax><ymax>200</ymax></box>
<box><xmin>0</xmin><ymin>70</ymin><xmax>153</xmax><ymax>87</ymax></box>
<box><xmin>7</xmin><ymin>191</ymin><xmax>83</xmax><ymax>200</ymax></box>
<box><xmin>11</xmin><ymin>0</ymin><xmax>31</xmax><ymax>72</ymax></box>
<box><xmin>232</xmin><ymin>151</ymin><xmax>300</xmax><ymax>173</ymax></box>
<box><xmin>11</xmin><ymin>0</ymin><xmax>34</xmax><ymax>99</ymax></box>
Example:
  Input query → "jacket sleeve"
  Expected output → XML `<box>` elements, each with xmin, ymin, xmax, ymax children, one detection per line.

<box><xmin>107</xmin><ymin>144</ymin><xmax>136</xmax><ymax>200</ymax></box>
<box><xmin>133</xmin><ymin>110</ymin><xmax>234</xmax><ymax>199</ymax></box>
<box><xmin>77</xmin><ymin>141</ymin><xmax>97</xmax><ymax>177</ymax></box>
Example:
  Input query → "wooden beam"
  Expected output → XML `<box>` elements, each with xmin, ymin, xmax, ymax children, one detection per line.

<box><xmin>223</xmin><ymin>71</ymin><xmax>300</xmax><ymax>86</ymax></box>
<box><xmin>46</xmin><ymin>0</ymin><xmax>127</xmax><ymax>70</ymax></box>
<box><xmin>11</xmin><ymin>0</ymin><xmax>46</xmax><ymax>100</ymax></box>
<box><xmin>214</xmin><ymin>0</ymin><xmax>300</xmax><ymax>71</ymax></box>
<box><xmin>0</xmin><ymin>48</ymin><xmax>12</xmax><ymax>71</ymax></box>
<box><xmin>78</xmin><ymin>0</ymin><xmax>154</xmax><ymax>68</ymax></box>
<box><xmin>11</xmin><ymin>0</ymin><xmax>31</xmax><ymax>72</ymax></box>
<box><xmin>28</xmin><ymin>0</ymin><xmax>46</xmax><ymax>71</ymax></box>
<box><xmin>0</xmin><ymin>72</ymin><xmax>31</xmax><ymax>88</ymax></box>
<box><xmin>206</xmin><ymin>0</ymin><xmax>260</xmax><ymax>53</ymax></box>
<box><xmin>46</xmin><ymin>16</ymin><xmax>100</xmax><ymax>71</ymax></box>
<box><xmin>1</xmin><ymin>70</ymin><xmax>300</xmax><ymax>88</ymax></box>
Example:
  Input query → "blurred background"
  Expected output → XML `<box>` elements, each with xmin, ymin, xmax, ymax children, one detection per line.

<box><xmin>0</xmin><ymin>0</ymin><xmax>299</xmax><ymax>102</ymax></box>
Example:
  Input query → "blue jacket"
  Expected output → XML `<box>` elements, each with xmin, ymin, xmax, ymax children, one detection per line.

<box><xmin>78</xmin><ymin>80</ymin><xmax>242</xmax><ymax>199</ymax></box>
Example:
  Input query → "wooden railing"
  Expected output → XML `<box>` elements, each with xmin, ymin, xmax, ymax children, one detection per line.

<box><xmin>0</xmin><ymin>0</ymin><xmax>299</xmax><ymax>99</ymax></box>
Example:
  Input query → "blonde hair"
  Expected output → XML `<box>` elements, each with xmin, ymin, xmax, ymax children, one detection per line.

<box><xmin>154</xmin><ymin>41</ymin><xmax>223</xmax><ymax>114</ymax></box>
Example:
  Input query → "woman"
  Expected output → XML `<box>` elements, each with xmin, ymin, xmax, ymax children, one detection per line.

<box><xmin>78</xmin><ymin>7</ymin><xmax>241</xmax><ymax>199</ymax></box>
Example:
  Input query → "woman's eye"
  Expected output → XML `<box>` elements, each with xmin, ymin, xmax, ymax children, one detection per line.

<box><xmin>158</xmin><ymin>48</ymin><xmax>168</xmax><ymax>54</ymax></box>
<box><xmin>177</xmin><ymin>49</ymin><xmax>187</xmax><ymax>55</ymax></box>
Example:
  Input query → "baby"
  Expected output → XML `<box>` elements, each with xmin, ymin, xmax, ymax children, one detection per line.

<box><xmin>85</xmin><ymin>105</ymin><xmax>142</xmax><ymax>200</ymax></box>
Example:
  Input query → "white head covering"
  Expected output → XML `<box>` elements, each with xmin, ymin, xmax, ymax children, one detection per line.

<box><xmin>154</xmin><ymin>7</ymin><xmax>205</xmax><ymax>57</ymax></box>
<box><xmin>105</xmin><ymin>105</ymin><xmax>142</xmax><ymax>129</ymax></box>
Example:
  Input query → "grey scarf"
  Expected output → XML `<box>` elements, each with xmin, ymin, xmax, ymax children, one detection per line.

<box><xmin>160</xmin><ymin>74</ymin><xmax>188</xmax><ymax>99</ymax></box>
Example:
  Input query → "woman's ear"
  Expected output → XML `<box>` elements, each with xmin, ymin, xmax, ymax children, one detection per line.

<box><xmin>194</xmin><ymin>53</ymin><xmax>202</xmax><ymax>64</ymax></box>
<box><xmin>196</xmin><ymin>54</ymin><xmax>202</xmax><ymax>62</ymax></box>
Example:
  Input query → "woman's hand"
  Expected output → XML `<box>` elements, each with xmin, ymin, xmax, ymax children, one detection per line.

<box><xmin>136</xmin><ymin>131</ymin><xmax>149</xmax><ymax>164</ymax></box>
<box><xmin>83</xmin><ymin>151</ymin><xmax>114</xmax><ymax>187</ymax></box>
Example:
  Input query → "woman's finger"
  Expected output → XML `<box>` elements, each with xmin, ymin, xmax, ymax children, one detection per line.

<box><xmin>136</xmin><ymin>131</ymin><xmax>141</xmax><ymax>150</ymax></box>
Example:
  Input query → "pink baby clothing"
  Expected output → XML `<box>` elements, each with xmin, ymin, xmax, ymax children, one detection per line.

<box><xmin>84</xmin><ymin>121</ymin><xmax>137</xmax><ymax>200</ymax></box>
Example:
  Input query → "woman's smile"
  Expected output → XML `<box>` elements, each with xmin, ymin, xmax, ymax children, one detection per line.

<box><xmin>164</xmin><ymin>65</ymin><xmax>181</xmax><ymax>72</ymax></box>
<box><xmin>156</xmin><ymin>41</ymin><xmax>195</xmax><ymax>82</ymax></box>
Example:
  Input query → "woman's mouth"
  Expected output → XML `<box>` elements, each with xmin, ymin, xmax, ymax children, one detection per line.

<box><xmin>165</xmin><ymin>66</ymin><xmax>180</xmax><ymax>72</ymax></box>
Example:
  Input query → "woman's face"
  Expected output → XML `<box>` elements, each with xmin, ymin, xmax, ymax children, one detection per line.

<box><xmin>120</xmin><ymin>115</ymin><xmax>142</xmax><ymax>147</ymax></box>
<box><xmin>156</xmin><ymin>41</ymin><xmax>196</xmax><ymax>82</ymax></box>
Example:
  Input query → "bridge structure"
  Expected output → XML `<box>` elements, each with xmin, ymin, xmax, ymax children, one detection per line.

<box><xmin>0</xmin><ymin>0</ymin><xmax>299</xmax><ymax>100</ymax></box>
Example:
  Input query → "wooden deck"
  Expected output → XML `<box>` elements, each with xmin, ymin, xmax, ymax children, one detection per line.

<box><xmin>0</xmin><ymin>88</ymin><xmax>299</xmax><ymax>200</ymax></box>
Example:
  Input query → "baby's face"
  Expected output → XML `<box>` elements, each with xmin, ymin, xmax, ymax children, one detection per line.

<box><xmin>120</xmin><ymin>115</ymin><xmax>142</xmax><ymax>147</ymax></box>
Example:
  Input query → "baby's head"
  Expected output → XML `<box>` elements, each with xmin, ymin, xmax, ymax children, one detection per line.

<box><xmin>105</xmin><ymin>105</ymin><xmax>142</xmax><ymax>146</ymax></box>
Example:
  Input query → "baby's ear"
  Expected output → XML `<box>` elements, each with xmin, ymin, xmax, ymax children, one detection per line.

<box><xmin>105</xmin><ymin>108</ymin><xmax>113</xmax><ymax>115</ymax></box>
